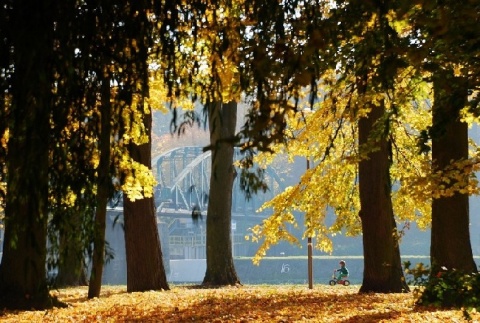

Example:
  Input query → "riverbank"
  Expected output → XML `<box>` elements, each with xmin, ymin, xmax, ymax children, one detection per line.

<box><xmin>166</xmin><ymin>255</ymin><xmax>436</xmax><ymax>285</ymax></box>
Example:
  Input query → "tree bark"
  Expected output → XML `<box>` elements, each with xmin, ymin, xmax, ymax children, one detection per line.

<box><xmin>124</xmin><ymin>108</ymin><xmax>169</xmax><ymax>292</ymax></box>
<box><xmin>430</xmin><ymin>70</ymin><xmax>477</xmax><ymax>275</ymax></box>
<box><xmin>0</xmin><ymin>0</ymin><xmax>58</xmax><ymax>309</ymax></box>
<box><xmin>358</xmin><ymin>102</ymin><xmax>409</xmax><ymax>293</ymax></box>
<box><xmin>88</xmin><ymin>76</ymin><xmax>112</xmax><ymax>299</ymax></box>
<box><xmin>202</xmin><ymin>101</ymin><xmax>240</xmax><ymax>286</ymax></box>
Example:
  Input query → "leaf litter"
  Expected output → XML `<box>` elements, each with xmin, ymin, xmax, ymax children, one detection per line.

<box><xmin>0</xmin><ymin>285</ymin><xmax>478</xmax><ymax>322</ymax></box>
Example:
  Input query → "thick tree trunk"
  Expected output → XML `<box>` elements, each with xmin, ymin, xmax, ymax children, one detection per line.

<box><xmin>1</xmin><ymin>135</ymin><xmax>51</xmax><ymax>309</ymax></box>
<box><xmin>430</xmin><ymin>70</ymin><xmax>477</xmax><ymax>275</ymax></box>
<box><xmin>88</xmin><ymin>77</ymin><xmax>112</xmax><ymax>299</ymax></box>
<box><xmin>358</xmin><ymin>102</ymin><xmax>409</xmax><ymax>293</ymax></box>
<box><xmin>202</xmin><ymin>101</ymin><xmax>240</xmax><ymax>286</ymax></box>
<box><xmin>0</xmin><ymin>0</ymin><xmax>58</xmax><ymax>309</ymax></box>
<box><xmin>124</xmin><ymin>109</ymin><xmax>169</xmax><ymax>292</ymax></box>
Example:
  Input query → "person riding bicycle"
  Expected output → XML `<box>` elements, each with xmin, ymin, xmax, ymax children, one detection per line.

<box><xmin>335</xmin><ymin>260</ymin><xmax>349</xmax><ymax>281</ymax></box>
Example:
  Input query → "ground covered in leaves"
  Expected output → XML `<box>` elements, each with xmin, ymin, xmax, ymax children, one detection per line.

<box><xmin>1</xmin><ymin>285</ymin><xmax>478</xmax><ymax>322</ymax></box>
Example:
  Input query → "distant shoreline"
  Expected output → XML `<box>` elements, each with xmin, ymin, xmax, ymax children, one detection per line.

<box><xmin>235</xmin><ymin>255</ymin><xmax>480</xmax><ymax>260</ymax></box>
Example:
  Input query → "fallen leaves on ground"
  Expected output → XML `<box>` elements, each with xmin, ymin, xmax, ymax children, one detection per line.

<box><xmin>0</xmin><ymin>285</ymin><xmax>478</xmax><ymax>322</ymax></box>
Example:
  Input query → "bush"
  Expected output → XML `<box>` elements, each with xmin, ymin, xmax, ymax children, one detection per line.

<box><xmin>404</xmin><ymin>261</ymin><xmax>480</xmax><ymax>318</ymax></box>
<box><xmin>403</xmin><ymin>261</ymin><xmax>430</xmax><ymax>287</ymax></box>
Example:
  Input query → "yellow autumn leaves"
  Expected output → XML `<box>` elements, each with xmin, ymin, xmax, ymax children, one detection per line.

<box><xmin>247</xmin><ymin>64</ymin><xmax>480</xmax><ymax>261</ymax></box>
<box><xmin>2</xmin><ymin>285</ymin><xmax>479</xmax><ymax>322</ymax></box>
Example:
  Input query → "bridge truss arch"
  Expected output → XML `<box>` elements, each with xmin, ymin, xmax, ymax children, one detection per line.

<box><xmin>153</xmin><ymin>146</ymin><xmax>285</xmax><ymax>219</ymax></box>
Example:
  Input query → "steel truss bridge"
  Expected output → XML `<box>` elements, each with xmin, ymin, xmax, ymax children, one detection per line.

<box><xmin>153</xmin><ymin>146</ymin><xmax>285</xmax><ymax>219</ymax></box>
<box><xmin>151</xmin><ymin>146</ymin><xmax>285</xmax><ymax>259</ymax></box>
<box><xmin>104</xmin><ymin>146</ymin><xmax>286</xmax><ymax>263</ymax></box>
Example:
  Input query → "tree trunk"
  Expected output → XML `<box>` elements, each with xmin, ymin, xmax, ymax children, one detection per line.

<box><xmin>358</xmin><ymin>102</ymin><xmax>409</xmax><ymax>293</ymax></box>
<box><xmin>430</xmin><ymin>70</ymin><xmax>477</xmax><ymax>275</ymax></box>
<box><xmin>0</xmin><ymin>0</ymin><xmax>58</xmax><ymax>309</ymax></box>
<box><xmin>202</xmin><ymin>101</ymin><xmax>240</xmax><ymax>286</ymax></box>
<box><xmin>124</xmin><ymin>108</ymin><xmax>169</xmax><ymax>292</ymax></box>
<box><xmin>88</xmin><ymin>76</ymin><xmax>112</xmax><ymax>299</ymax></box>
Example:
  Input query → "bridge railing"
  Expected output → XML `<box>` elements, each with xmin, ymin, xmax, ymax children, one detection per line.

<box><xmin>169</xmin><ymin>234</ymin><xmax>244</xmax><ymax>247</ymax></box>
<box><xmin>169</xmin><ymin>234</ymin><xmax>207</xmax><ymax>247</ymax></box>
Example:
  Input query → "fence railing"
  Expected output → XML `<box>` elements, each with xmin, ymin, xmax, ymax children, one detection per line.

<box><xmin>169</xmin><ymin>234</ymin><xmax>244</xmax><ymax>247</ymax></box>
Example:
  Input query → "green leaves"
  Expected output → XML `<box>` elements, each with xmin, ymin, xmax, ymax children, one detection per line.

<box><xmin>409</xmin><ymin>263</ymin><xmax>480</xmax><ymax>317</ymax></box>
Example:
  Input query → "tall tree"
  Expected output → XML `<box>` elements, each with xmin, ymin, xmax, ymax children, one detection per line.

<box><xmin>203</xmin><ymin>101</ymin><xmax>240</xmax><ymax>285</ymax></box>
<box><xmin>123</xmin><ymin>106</ymin><xmax>169</xmax><ymax>291</ymax></box>
<box><xmin>247</xmin><ymin>1</ymin><xmax>418</xmax><ymax>293</ymax></box>
<box><xmin>358</xmin><ymin>99</ymin><xmax>408</xmax><ymax>293</ymax></box>
<box><xmin>335</xmin><ymin>1</ymin><xmax>410</xmax><ymax>293</ymax></box>
<box><xmin>430</xmin><ymin>70</ymin><xmax>476</xmax><ymax>274</ymax></box>
<box><xmin>409</xmin><ymin>1</ymin><xmax>480</xmax><ymax>276</ymax></box>
<box><xmin>0</xmin><ymin>0</ymin><xmax>58</xmax><ymax>309</ymax></box>
<box><xmin>72</xmin><ymin>0</ymin><xmax>170</xmax><ymax>296</ymax></box>
<box><xmin>0</xmin><ymin>0</ymin><xmax>10</xmax><ymax>206</ymax></box>
<box><xmin>119</xmin><ymin>0</ymin><xmax>170</xmax><ymax>292</ymax></box>
<box><xmin>88</xmin><ymin>75</ymin><xmax>113</xmax><ymax>299</ymax></box>
<box><xmin>0</xmin><ymin>0</ymin><xmax>170</xmax><ymax>308</ymax></box>
<box><xmin>155</xmin><ymin>1</ymin><xmax>244</xmax><ymax>285</ymax></box>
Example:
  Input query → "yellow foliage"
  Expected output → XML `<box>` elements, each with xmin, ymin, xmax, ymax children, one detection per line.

<box><xmin>90</xmin><ymin>150</ymin><xmax>100</xmax><ymax>169</ymax></box>
<box><xmin>147</xmin><ymin>77</ymin><xmax>171</xmax><ymax>113</ymax></box>
<box><xmin>1</xmin><ymin>128</ymin><xmax>8</xmax><ymax>149</ymax></box>
<box><xmin>152</xmin><ymin>0</ymin><xmax>244</xmax><ymax>105</ymax></box>
<box><xmin>3</xmin><ymin>285</ymin><xmax>480</xmax><ymax>322</ymax></box>
<box><xmin>121</xmin><ymin>97</ymin><xmax>149</xmax><ymax>145</ymax></box>
<box><xmin>251</xmin><ymin>95</ymin><xmax>363</xmax><ymax>259</ymax></box>
<box><xmin>460</xmin><ymin>106</ymin><xmax>480</xmax><ymax>126</ymax></box>
<box><xmin>249</xmin><ymin>66</ymin><xmax>448</xmax><ymax>261</ymax></box>
<box><xmin>119</xmin><ymin>156</ymin><xmax>156</xmax><ymax>202</ymax></box>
